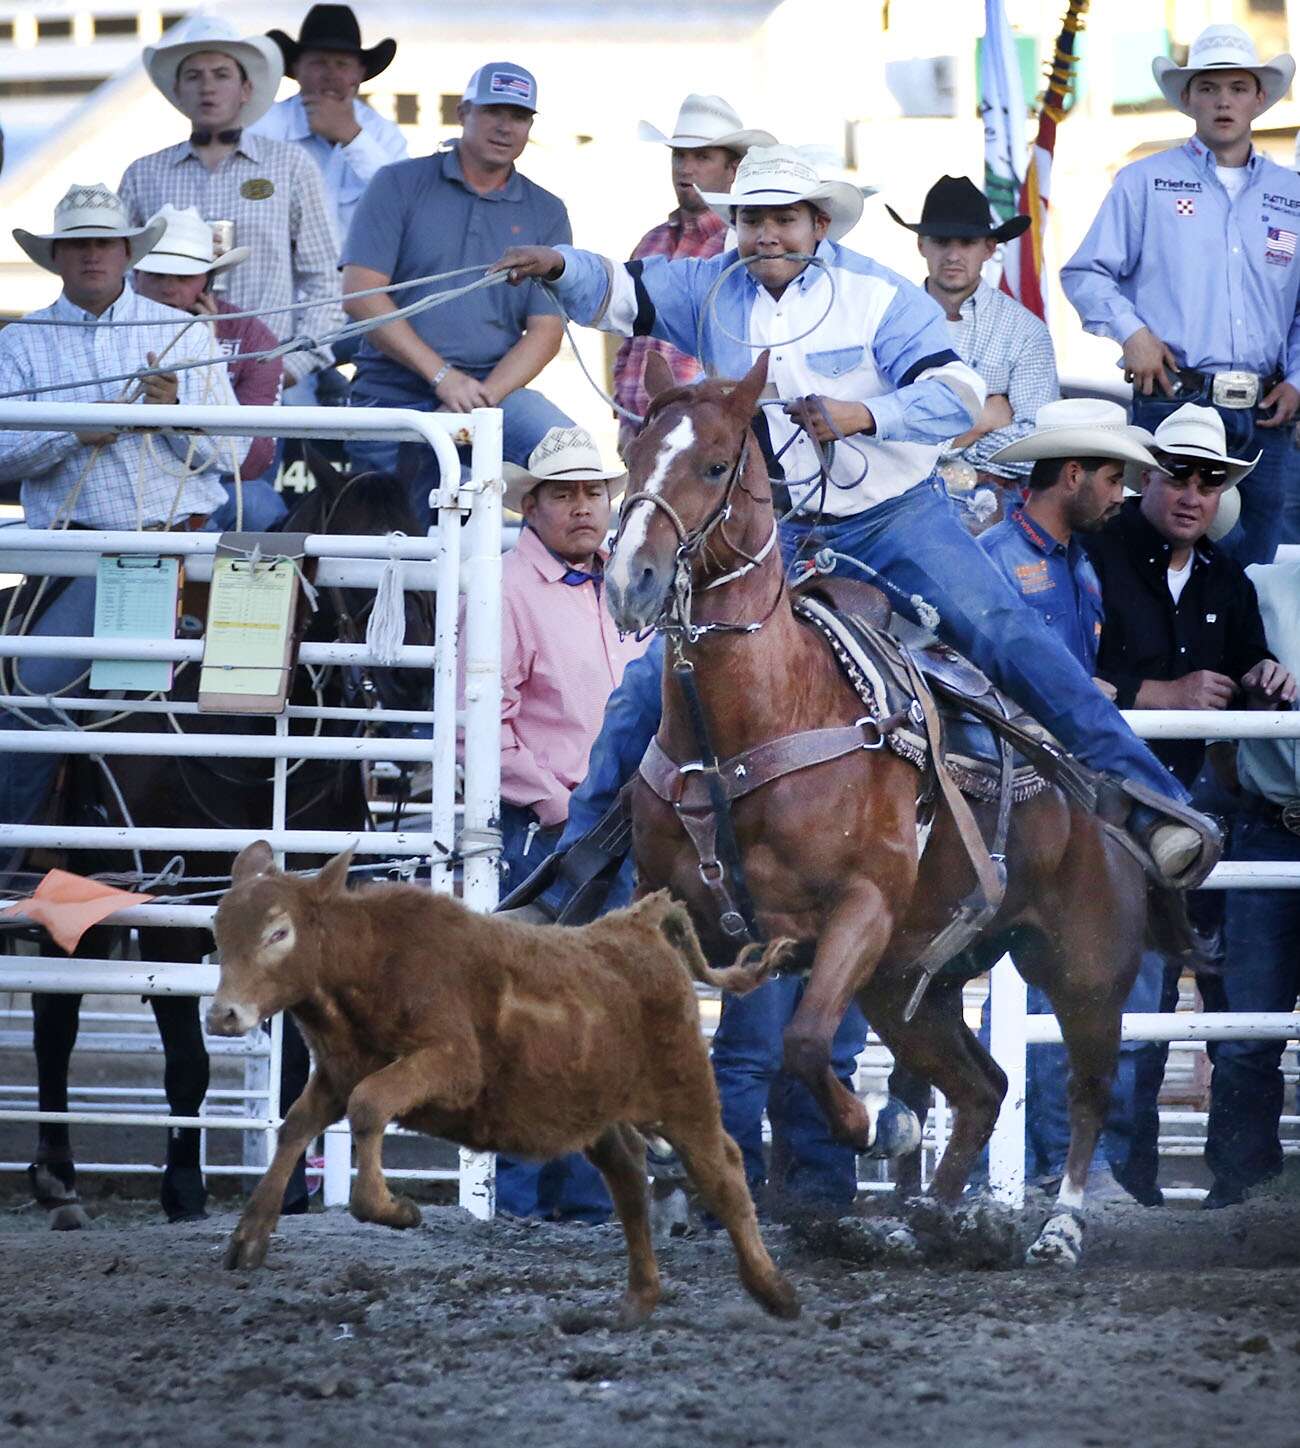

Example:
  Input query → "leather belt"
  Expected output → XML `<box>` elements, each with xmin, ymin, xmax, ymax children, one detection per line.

<box><xmin>67</xmin><ymin>514</ymin><xmax>210</xmax><ymax>533</ymax></box>
<box><xmin>1241</xmin><ymin>792</ymin><xmax>1300</xmax><ymax>836</ymax></box>
<box><xmin>1171</xmin><ymin>368</ymin><xmax>1283</xmax><ymax>410</ymax></box>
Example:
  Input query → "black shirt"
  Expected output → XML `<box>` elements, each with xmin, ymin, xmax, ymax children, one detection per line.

<box><xmin>1082</xmin><ymin>498</ymin><xmax>1272</xmax><ymax>785</ymax></box>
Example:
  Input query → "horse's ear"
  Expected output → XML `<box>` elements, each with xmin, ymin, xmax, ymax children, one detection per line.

<box><xmin>232</xmin><ymin>841</ymin><xmax>277</xmax><ymax>886</ymax></box>
<box><xmin>304</xmin><ymin>444</ymin><xmax>347</xmax><ymax>497</ymax></box>
<box><xmin>315</xmin><ymin>844</ymin><xmax>356</xmax><ymax>897</ymax></box>
<box><xmin>727</xmin><ymin>350</ymin><xmax>770</xmax><ymax>422</ymax></box>
<box><xmin>643</xmin><ymin>351</ymin><xmax>677</xmax><ymax>403</ymax></box>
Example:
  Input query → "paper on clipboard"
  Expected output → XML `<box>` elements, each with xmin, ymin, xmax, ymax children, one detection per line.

<box><xmin>90</xmin><ymin>554</ymin><xmax>181</xmax><ymax>693</ymax></box>
<box><xmin>199</xmin><ymin>553</ymin><xmax>298</xmax><ymax>710</ymax></box>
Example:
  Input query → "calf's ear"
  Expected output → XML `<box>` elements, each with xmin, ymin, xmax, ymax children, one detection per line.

<box><xmin>315</xmin><ymin>843</ymin><xmax>356</xmax><ymax>896</ymax></box>
<box><xmin>232</xmin><ymin>841</ymin><xmax>277</xmax><ymax>886</ymax></box>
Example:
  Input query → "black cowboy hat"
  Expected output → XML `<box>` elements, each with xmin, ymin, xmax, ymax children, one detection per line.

<box><xmin>267</xmin><ymin>5</ymin><xmax>396</xmax><ymax>82</ymax></box>
<box><xmin>886</xmin><ymin>175</ymin><xmax>1030</xmax><ymax>243</ymax></box>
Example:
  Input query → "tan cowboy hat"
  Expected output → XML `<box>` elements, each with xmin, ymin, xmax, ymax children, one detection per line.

<box><xmin>144</xmin><ymin>16</ymin><xmax>283</xmax><ymax>130</ymax></box>
<box><xmin>1153</xmin><ymin>24</ymin><xmax>1295</xmax><ymax>116</ymax></box>
<box><xmin>502</xmin><ymin>427</ymin><xmax>627</xmax><ymax>514</ymax></box>
<box><xmin>988</xmin><ymin>398</ymin><xmax>1159</xmax><ymax>471</ymax></box>
<box><xmin>1147</xmin><ymin>403</ymin><xmax>1260</xmax><ymax>487</ymax></box>
<box><xmin>13</xmin><ymin>183</ymin><xmax>165</xmax><ymax>274</ymax></box>
<box><xmin>638</xmin><ymin>94</ymin><xmax>776</xmax><ymax>153</ymax></box>
<box><xmin>134</xmin><ymin>204</ymin><xmax>251</xmax><ymax>276</ymax></box>
<box><xmin>696</xmin><ymin>144</ymin><xmax>865</xmax><ymax>243</ymax></box>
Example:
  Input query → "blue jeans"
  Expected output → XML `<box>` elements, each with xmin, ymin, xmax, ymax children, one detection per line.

<box><xmin>495</xmin><ymin>800</ymin><xmax>612</xmax><ymax>1223</ymax></box>
<box><xmin>345</xmin><ymin>382</ymin><xmax>572</xmax><ymax>525</ymax></box>
<box><xmin>0</xmin><ymin>575</ymin><xmax>98</xmax><ymax>848</ymax></box>
<box><xmin>1205</xmin><ymin>810</ymin><xmax>1300</xmax><ymax>1190</ymax></box>
<box><xmin>210</xmin><ymin>477</ymin><xmax>288</xmax><ymax>533</ymax></box>
<box><xmin>714</xmin><ymin>975</ymin><xmax>868</xmax><ymax>1206</ymax></box>
<box><xmin>1131</xmin><ymin>391</ymin><xmax>1292</xmax><ymax>566</ymax></box>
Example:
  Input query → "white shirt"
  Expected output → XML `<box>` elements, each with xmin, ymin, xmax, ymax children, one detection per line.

<box><xmin>0</xmin><ymin>289</ymin><xmax>238</xmax><ymax>529</ymax></box>
<box><xmin>1216</xmin><ymin>163</ymin><xmax>1248</xmax><ymax>200</ymax></box>
<box><xmin>1167</xmin><ymin>555</ymin><xmax>1194</xmax><ymax>604</ymax></box>
<box><xmin>248</xmin><ymin>94</ymin><xmax>409</xmax><ymax>246</ymax></box>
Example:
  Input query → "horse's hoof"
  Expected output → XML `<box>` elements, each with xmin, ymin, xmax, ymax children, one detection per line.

<box><xmin>1025</xmin><ymin>1211</ymin><xmax>1085</xmax><ymax>1268</ymax></box>
<box><xmin>861</xmin><ymin>1094</ymin><xmax>922</xmax><ymax>1159</ymax></box>
<box><xmin>49</xmin><ymin>1203</ymin><xmax>91</xmax><ymax>1231</ymax></box>
<box><xmin>160</xmin><ymin>1165</ymin><xmax>208</xmax><ymax>1223</ymax></box>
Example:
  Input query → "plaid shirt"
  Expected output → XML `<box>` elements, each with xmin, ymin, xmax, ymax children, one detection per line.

<box><xmin>119</xmin><ymin>133</ymin><xmax>343</xmax><ymax>385</ymax></box>
<box><xmin>0</xmin><ymin>288</ymin><xmax>235</xmax><ymax>529</ymax></box>
<box><xmin>611</xmin><ymin>208</ymin><xmax>726</xmax><ymax>423</ymax></box>
<box><xmin>941</xmin><ymin>280</ymin><xmax>1059</xmax><ymax>479</ymax></box>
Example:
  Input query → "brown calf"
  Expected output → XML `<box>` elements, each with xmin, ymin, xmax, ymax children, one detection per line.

<box><xmin>206</xmin><ymin>842</ymin><xmax>800</xmax><ymax>1326</ymax></box>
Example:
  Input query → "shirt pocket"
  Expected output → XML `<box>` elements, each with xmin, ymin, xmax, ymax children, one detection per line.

<box><xmin>805</xmin><ymin>345</ymin><xmax>865</xmax><ymax>379</ymax></box>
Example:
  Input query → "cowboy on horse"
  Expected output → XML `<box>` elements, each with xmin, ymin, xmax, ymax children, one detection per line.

<box><xmin>493</xmin><ymin>143</ymin><xmax>1221</xmax><ymax>899</ymax></box>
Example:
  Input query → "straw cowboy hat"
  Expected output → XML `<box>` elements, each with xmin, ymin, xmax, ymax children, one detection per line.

<box><xmin>133</xmin><ymin>204</ymin><xmax>250</xmax><ymax>276</ymax></box>
<box><xmin>144</xmin><ymin>16</ymin><xmax>283</xmax><ymax>130</ymax></box>
<box><xmin>638</xmin><ymin>94</ymin><xmax>776</xmax><ymax>153</ymax></box>
<box><xmin>988</xmin><ymin>398</ymin><xmax>1159</xmax><ymax>471</ymax></box>
<box><xmin>886</xmin><ymin>174</ymin><xmax>1030</xmax><ymax>243</ymax></box>
<box><xmin>1153</xmin><ymin>24</ymin><xmax>1295</xmax><ymax>116</ymax></box>
<box><xmin>13</xmin><ymin>183</ymin><xmax>165</xmax><ymax>273</ymax></box>
<box><xmin>267</xmin><ymin>5</ymin><xmax>396</xmax><ymax>83</ymax></box>
<box><xmin>696</xmin><ymin>144</ymin><xmax>865</xmax><ymax>242</ymax></box>
<box><xmin>502</xmin><ymin>427</ymin><xmax>627</xmax><ymax>515</ymax></box>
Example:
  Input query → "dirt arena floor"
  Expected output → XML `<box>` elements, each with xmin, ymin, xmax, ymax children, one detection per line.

<box><xmin>1</xmin><ymin>1178</ymin><xmax>1297</xmax><ymax>1448</ymax></box>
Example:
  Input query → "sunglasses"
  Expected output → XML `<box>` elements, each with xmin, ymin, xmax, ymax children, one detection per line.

<box><xmin>1154</xmin><ymin>454</ymin><xmax>1230</xmax><ymax>486</ymax></box>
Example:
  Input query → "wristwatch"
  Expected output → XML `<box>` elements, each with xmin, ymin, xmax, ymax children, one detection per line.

<box><xmin>431</xmin><ymin>364</ymin><xmax>450</xmax><ymax>390</ymax></box>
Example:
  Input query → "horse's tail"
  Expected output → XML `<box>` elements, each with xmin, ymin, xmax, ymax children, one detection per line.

<box><xmin>637</xmin><ymin>890</ymin><xmax>795</xmax><ymax>994</ymax></box>
<box><xmin>1145</xmin><ymin>881</ymin><xmax>1218</xmax><ymax>969</ymax></box>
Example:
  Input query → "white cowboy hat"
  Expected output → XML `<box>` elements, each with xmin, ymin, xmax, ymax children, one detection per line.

<box><xmin>144</xmin><ymin>16</ymin><xmax>283</xmax><ymax>130</ymax></box>
<box><xmin>638</xmin><ymin>94</ymin><xmax>776</xmax><ymax>153</ymax></box>
<box><xmin>1147</xmin><ymin>403</ymin><xmax>1260</xmax><ymax>489</ymax></box>
<box><xmin>502</xmin><ymin>426</ymin><xmax>627</xmax><ymax>514</ymax></box>
<box><xmin>13</xmin><ymin>183</ymin><xmax>166</xmax><ymax>274</ymax></box>
<box><xmin>1153</xmin><ymin>24</ymin><xmax>1295</xmax><ymax>116</ymax></box>
<box><xmin>988</xmin><ymin>398</ymin><xmax>1159</xmax><ymax>470</ymax></box>
<box><xmin>1206</xmin><ymin>482</ymin><xmax>1241</xmax><ymax>542</ymax></box>
<box><xmin>134</xmin><ymin>204</ymin><xmax>251</xmax><ymax>276</ymax></box>
<box><xmin>696</xmin><ymin>144</ymin><xmax>865</xmax><ymax>243</ymax></box>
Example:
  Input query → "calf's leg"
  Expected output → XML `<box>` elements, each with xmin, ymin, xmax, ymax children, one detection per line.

<box><xmin>224</xmin><ymin>1072</ymin><xmax>345</xmax><ymax>1270</ymax></box>
<box><xmin>661</xmin><ymin>1110</ymin><xmax>799</xmax><ymax>1320</ymax></box>
<box><xmin>584</xmin><ymin>1124</ymin><xmax>660</xmax><ymax>1327</ymax></box>
<box><xmin>347</xmin><ymin>1045</ymin><xmax>480</xmax><ymax>1229</ymax></box>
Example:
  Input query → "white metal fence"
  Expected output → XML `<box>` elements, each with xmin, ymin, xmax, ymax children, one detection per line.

<box><xmin>0</xmin><ymin>401</ymin><xmax>502</xmax><ymax>1216</ymax></box>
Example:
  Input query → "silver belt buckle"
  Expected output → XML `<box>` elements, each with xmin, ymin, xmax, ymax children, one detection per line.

<box><xmin>1211</xmin><ymin>370</ymin><xmax>1259</xmax><ymax>409</ymax></box>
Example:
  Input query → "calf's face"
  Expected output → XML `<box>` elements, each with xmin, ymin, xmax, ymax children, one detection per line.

<box><xmin>206</xmin><ymin>841</ymin><xmax>350</xmax><ymax>1036</ymax></box>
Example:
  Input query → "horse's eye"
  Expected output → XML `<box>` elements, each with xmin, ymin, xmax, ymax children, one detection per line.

<box><xmin>705</xmin><ymin>461</ymin><xmax>730</xmax><ymax>481</ymax></box>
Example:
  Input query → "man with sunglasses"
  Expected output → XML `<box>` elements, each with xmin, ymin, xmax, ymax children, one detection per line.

<box><xmin>1082</xmin><ymin>403</ymin><xmax>1294</xmax><ymax>1205</ymax></box>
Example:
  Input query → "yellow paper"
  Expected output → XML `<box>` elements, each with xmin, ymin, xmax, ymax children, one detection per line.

<box><xmin>199</xmin><ymin>555</ymin><xmax>296</xmax><ymax>698</ymax></box>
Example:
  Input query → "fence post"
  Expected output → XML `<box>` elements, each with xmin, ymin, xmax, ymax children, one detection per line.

<box><xmin>987</xmin><ymin>954</ymin><xmax>1026</xmax><ymax>1207</ymax></box>
<box><xmin>322</xmin><ymin>1124</ymin><xmax>351</xmax><ymax>1208</ymax></box>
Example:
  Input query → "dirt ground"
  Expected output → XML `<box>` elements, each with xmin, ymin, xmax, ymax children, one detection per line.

<box><xmin>1</xmin><ymin>1182</ymin><xmax>1297</xmax><ymax>1448</ymax></box>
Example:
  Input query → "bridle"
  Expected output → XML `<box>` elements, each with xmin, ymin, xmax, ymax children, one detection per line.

<box><xmin>614</xmin><ymin>421</ymin><xmax>783</xmax><ymax>652</ymax></box>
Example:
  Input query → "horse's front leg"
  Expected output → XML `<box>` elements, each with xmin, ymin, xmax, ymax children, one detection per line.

<box><xmin>782</xmin><ymin>881</ymin><xmax>919</xmax><ymax>1159</ymax></box>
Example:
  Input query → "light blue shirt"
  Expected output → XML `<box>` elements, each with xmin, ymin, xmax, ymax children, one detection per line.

<box><xmin>1238</xmin><ymin>560</ymin><xmax>1300</xmax><ymax>804</ymax></box>
<box><xmin>1062</xmin><ymin>137</ymin><xmax>1300</xmax><ymax>387</ymax></box>
<box><xmin>248</xmin><ymin>94</ymin><xmax>408</xmax><ymax>245</ymax></box>
<box><xmin>551</xmin><ymin>239</ymin><xmax>984</xmax><ymax>516</ymax></box>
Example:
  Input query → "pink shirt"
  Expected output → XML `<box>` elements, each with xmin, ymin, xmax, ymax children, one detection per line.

<box><xmin>491</xmin><ymin>526</ymin><xmax>650</xmax><ymax>826</ymax></box>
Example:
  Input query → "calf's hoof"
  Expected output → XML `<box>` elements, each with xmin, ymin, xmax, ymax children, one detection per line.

<box><xmin>759</xmin><ymin>1271</ymin><xmax>801</xmax><ymax>1321</ymax></box>
<box><xmin>615</xmin><ymin>1289</ymin><xmax>661</xmax><ymax>1330</ymax></box>
<box><xmin>350</xmin><ymin>1191</ymin><xmax>422</xmax><ymax>1229</ymax></box>
<box><xmin>1025</xmin><ymin>1211</ymin><xmax>1084</xmax><ymax>1268</ymax></box>
<box><xmin>222</xmin><ymin>1222</ymin><xmax>271</xmax><ymax>1271</ymax></box>
<box><xmin>861</xmin><ymin>1093</ymin><xmax>922</xmax><ymax>1160</ymax></box>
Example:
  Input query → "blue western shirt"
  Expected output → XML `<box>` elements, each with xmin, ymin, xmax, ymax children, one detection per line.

<box><xmin>1061</xmin><ymin>137</ymin><xmax>1300</xmax><ymax>386</ymax></box>
<box><xmin>549</xmin><ymin>239</ymin><xmax>984</xmax><ymax>516</ymax></box>
<box><xmin>342</xmin><ymin>143</ymin><xmax>571</xmax><ymax>400</ymax></box>
<box><xmin>979</xmin><ymin>507</ymin><xmax>1104</xmax><ymax>673</ymax></box>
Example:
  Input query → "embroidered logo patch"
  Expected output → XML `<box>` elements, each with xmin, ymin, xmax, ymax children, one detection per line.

<box><xmin>1014</xmin><ymin>560</ymin><xmax>1053</xmax><ymax>595</ymax></box>
<box><xmin>1175</xmin><ymin>197</ymin><xmax>1195</xmax><ymax>217</ymax></box>
<box><xmin>240</xmin><ymin>178</ymin><xmax>275</xmax><ymax>201</ymax></box>
<box><xmin>489</xmin><ymin>71</ymin><xmax>532</xmax><ymax>102</ymax></box>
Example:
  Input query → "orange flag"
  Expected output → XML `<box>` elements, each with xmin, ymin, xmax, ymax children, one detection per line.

<box><xmin>2</xmin><ymin>869</ymin><xmax>156</xmax><ymax>954</ymax></box>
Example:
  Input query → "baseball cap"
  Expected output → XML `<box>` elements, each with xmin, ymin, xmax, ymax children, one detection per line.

<box><xmin>462</xmin><ymin>61</ymin><xmax>538</xmax><ymax>112</ymax></box>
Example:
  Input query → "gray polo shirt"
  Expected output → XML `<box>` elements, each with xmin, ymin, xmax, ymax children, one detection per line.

<box><xmin>343</xmin><ymin>142</ymin><xmax>571</xmax><ymax>401</ymax></box>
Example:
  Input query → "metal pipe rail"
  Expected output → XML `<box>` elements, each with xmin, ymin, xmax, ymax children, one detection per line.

<box><xmin>0</xmin><ymin>635</ymin><xmax>436</xmax><ymax>667</ymax></box>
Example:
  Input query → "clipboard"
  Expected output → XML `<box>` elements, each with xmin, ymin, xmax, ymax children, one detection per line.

<box><xmin>198</xmin><ymin>533</ymin><xmax>315</xmax><ymax>714</ymax></box>
<box><xmin>90</xmin><ymin>554</ymin><xmax>182</xmax><ymax>693</ymax></box>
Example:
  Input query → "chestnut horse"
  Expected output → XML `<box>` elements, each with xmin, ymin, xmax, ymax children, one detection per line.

<box><xmin>607</xmin><ymin>354</ymin><xmax>1154</xmax><ymax>1262</ymax></box>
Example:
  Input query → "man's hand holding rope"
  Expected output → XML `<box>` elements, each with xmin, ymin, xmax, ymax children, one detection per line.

<box><xmin>784</xmin><ymin>395</ymin><xmax>875</xmax><ymax>443</ymax></box>
<box><xmin>491</xmin><ymin>246</ymin><xmax>567</xmax><ymax>285</ymax></box>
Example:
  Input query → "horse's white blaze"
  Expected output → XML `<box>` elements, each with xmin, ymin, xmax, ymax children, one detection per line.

<box><xmin>607</xmin><ymin>416</ymin><xmax>695</xmax><ymax>594</ymax></box>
